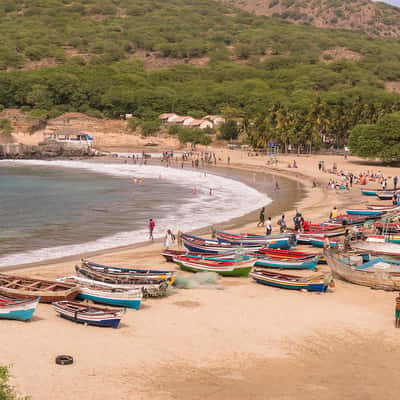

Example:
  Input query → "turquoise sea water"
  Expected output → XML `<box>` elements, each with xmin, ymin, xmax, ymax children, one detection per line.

<box><xmin>0</xmin><ymin>164</ymin><xmax>191</xmax><ymax>260</ymax></box>
<box><xmin>0</xmin><ymin>160</ymin><xmax>273</xmax><ymax>267</ymax></box>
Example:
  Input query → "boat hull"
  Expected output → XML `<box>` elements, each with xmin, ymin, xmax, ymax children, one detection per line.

<box><xmin>0</xmin><ymin>297</ymin><xmax>39</xmax><ymax>321</ymax></box>
<box><xmin>254</xmin><ymin>258</ymin><xmax>318</xmax><ymax>270</ymax></box>
<box><xmin>250</xmin><ymin>272</ymin><xmax>328</xmax><ymax>292</ymax></box>
<box><xmin>326</xmin><ymin>251</ymin><xmax>400</xmax><ymax>290</ymax></box>
<box><xmin>361</xmin><ymin>190</ymin><xmax>377</xmax><ymax>196</ymax></box>
<box><xmin>77</xmin><ymin>293</ymin><xmax>141</xmax><ymax>309</ymax></box>
<box><xmin>174</xmin><ymin>260</ymin><xmax>252</xmax><ymax>276</ymax></box>
<box><xmin>346</xmin><ymin>210</ymin><xmax>384</xmax><ymax>216</ymax></box>
<box><xmin>58</xmin><ymin>313</ymin><xmax>121</xmax><ymax>328</ymax></box>
<box><xmin>311</xmin><ymin>238</ymin><xmax>338</xmax><ymax>248</ymax></box>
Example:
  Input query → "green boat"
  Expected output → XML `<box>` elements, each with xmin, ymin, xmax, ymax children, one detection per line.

<box><xmin>172</xmin><ymin>255</ymin><xmax>254</xmax><ymax>277</ymax></box>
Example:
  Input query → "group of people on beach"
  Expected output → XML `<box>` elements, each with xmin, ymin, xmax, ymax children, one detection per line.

<box><xmin>257</xmin><ymin>207</ymin><xmax>289</xmax><ymax>235</ymax></box>
<box><xmin>318</xmin><ymin>160</ymin><xmax>399</xmax><ymax>194</ymax></box>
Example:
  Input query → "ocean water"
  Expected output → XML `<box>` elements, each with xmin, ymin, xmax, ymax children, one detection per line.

<box><xmin>0</xmin><ymin>160</ymin><xmax>271</xmax><ymax>267</ymax></box>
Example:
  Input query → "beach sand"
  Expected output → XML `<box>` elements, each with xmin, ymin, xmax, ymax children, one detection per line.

<box><xmin>2</xmin><ymin>151</ymin><xmax>400</xmax><ymax>399</ymax></box>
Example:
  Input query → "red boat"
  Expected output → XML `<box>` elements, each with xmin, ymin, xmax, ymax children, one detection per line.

<box><xmin>257</xmin><ymin>248</ymin><xmax>320</xmax><ymax>260</ymax></box>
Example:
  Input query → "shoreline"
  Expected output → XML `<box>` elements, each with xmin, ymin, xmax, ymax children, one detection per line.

<box><xmin>1</xmin><ymin>158</ymin><xmax>304</xmax><ymax>272</ymax></box>
<box><xmin>4</xmin><ymin>151</ymin><xmax>400</xmax><ymax>400</ymax></box>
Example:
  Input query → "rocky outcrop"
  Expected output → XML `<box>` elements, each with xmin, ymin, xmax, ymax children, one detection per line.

<box><xmin>0</xmin><ymin>143</ymin><xmax>98</xmax><ymax>159</ymax></box>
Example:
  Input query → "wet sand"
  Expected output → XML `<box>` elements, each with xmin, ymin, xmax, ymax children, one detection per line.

<box><xmin>2</xmin><ymin>152</ymin><xmax>400</xmax><ymax>400</ymax></box>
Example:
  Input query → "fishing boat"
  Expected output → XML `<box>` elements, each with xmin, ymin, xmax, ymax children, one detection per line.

<box><xmin>215</xmin><ymin>231</ymin><xmax>296</xmax><ymax>249</ymax></box>
<box><xmin>61</xmin><ymin>275</ymin><xmax>169</xmax><ymax>298</ymax></box>
<box><xmin>256</xmin><ymin>248</ymin><xmax>320</xmax><ymax>260</ymax></box>
<box><xmin>172</xmin><ymin>255</ymin><xmax>254</xmax><ymax>276</ymax></box>
<box><xmin>361</xmin><ymin>189</ymin><xmax>378</xmax><ymax>196</ymax></box>
<box><xmin>352</xmin><ymin>240</ymin><xmax>400</xmax><ymax>256</ymax></box>
<box><xmin>250</xmin><ymin>269</ymin><xmax>330</xmax><ymax>292</ymax></box>
<box><xmin>181</xmin><ymin>233</ymin><xmax>263</xmax><ymax>253</ymax></box>
<box><xmin>332</xmin><ymin>214</ymin><xmax>373</xmax><ymax>225</ymax></box>
<box><xmin>345</xmin><ymin>209</ymin><xmax>385</xmax><ymax>217</ymax></box>
<box><xmin>0</xmin><ymin>295</ymin><xmax>40</xmax><ymax>321</ymax></box>
<box><xmin>0</xmin><ymin>274</ymin><xmax>79</xmax><ymax>303</ymax></box>
<box><xmin>325</xmin><ymin>251</ymin><xmax>400</xmax><ymax>290</ymax></box>
<box><xmin>76</xmin><ymin>263</ymin><xmax>175</xmax><ymax>287</ymax></box>
<box><xmin>310</xmin><ymin>237</ymin><xmax>339</xmax><ymax>248</ymax></box>
<box><xmin>161</xmin><ymin>249</ymin><xmax>236</xmax><ymax>262</ymax></box>
<box><xmin>53</xmin><ymin>301</ymin><xmax>124</xmax><ymax>328</ymax></box>
<box><xmin>82</xmin><ymin>260</ymin><xmax>176</xmax><ymax>276</ymax></box>
<box><xmin>362</xmin><ymin>234</ymin><xmax>400</xmax><ymax>244</ymax></box>
<box><xmin>377</xmin><ymin>191</ymin><xmax>395</xmax><ymax>201</ymax></box>
<box><xmin>58</xmin><ymin>276</ymin><xmax>142</xmax><ymax>309</ymax></box>
<box><xmin>254</xmin><ymin>257</ymin><xmax>319</xmax><ymax>270</ymax></box>
<box><xmin>374</xmin><ymin>221</ymin><xmax>400</xmax><ymax>234</ymax></box>
<box><xmin>367</xmin><ymin>204</ymin><xmax>400</xmax><ymax>211</ymax></box>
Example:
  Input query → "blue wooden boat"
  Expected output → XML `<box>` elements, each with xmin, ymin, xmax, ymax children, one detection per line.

<box><xmin>254</xmin><ymin>257</ymin><xmax>319</xmax><ymax>270</ymax></box>
<box><xmin>361</xmin><ymin>189</ymin><xmax>377</xmax><ymax>196</ymax></box>
<box><xmin>181</xmin><ymin>233</ymin><xmax>263</xmax><ymax>253</ymax></box>
<box><xmin>0</xmin><ymin>295</ymin><xmax>40</xmax><ymax>321</ymax></box>
<box><xmin>345</xmin><ymin>209</ymin><xmax>385</xmax><ymax>216</ymax></box>
<box><xmin>215</xmin><ymin>231</ymin><xmax>295</xmax><ymax>249</ymax></box>
<box><xmin>250</xmin><ymin>269</ymin><xmax>330</xmax><ymax>292</ymax></box>
<box><xmin>82</xmin><ymin>260</ymin><xmax>174</xmax><ymax>275</ymax></box>
<box><xmin>53</xmin><ymin>301</ymin><xmax>124</xmax><ymax>328</ymax></box>
<box><xmin>58</xmin><ymin>276</ymin><xmax>142</xmax><ymax>309</ymax></box>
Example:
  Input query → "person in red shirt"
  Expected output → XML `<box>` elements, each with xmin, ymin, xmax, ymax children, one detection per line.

<box><xmin>302</xmin><ymin>219</ymin><xmax>311</xmax><ymax>232</ymax></box>
<box><xmin>149</xmin><ymin>219</ymin><xmax>155</xmax><ymax>240</ymax></box>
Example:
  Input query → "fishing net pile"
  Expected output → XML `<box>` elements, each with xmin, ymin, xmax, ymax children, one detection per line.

<box><xmin>174</xmin><ymin>272</ymin><xmax>223</xmax><ymax>290</ymax></box>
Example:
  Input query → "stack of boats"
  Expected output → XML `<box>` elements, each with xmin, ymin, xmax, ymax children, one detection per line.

<box><xmin>163</xmin><ymin>231</ymin><xmax>333</xmax><ymax>292</ymax></box>
<box><xmin>361</xmin><ymin>187</ymin><xmax>400</xmax><ymax>202</ymax></box>
<box><xmin>0</xmin><ymin>261</ymin><xmax>177</xmax><ymax>327</ymax></box>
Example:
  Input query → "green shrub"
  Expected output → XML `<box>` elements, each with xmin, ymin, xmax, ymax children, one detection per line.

<box><xmin>0</xmin><ymin>119</ymin><xmax>12</xmax><ymax>136</ymax></box>
<box><xmin>0</xmin><ymin>365</ymin><xmax>29</xmax><ymax>399</ymax></box>
<box><xmin>141</xmin><ymin>120</ymin><xmax>161</xmax><ymax>136</ymax></box>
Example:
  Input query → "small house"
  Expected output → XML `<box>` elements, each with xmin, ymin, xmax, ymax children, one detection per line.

<box><xmin>175</xmin><ymin>116</ymin><xmax>194</xmax><ymax>125</ymax></box>
<box><xmin>204</xmin><ymin>115</ymin><xmax>225</xmax><ymax>127</ymax></box>
<box><xmin>159</xmin><ymin>113</ymin><xmax>178</xmax><ymax>123</ymax></box>
<box><xmin>189</xmin><ymin>119</ymin><xmax>213</xmax><ymax>130</ymax></box>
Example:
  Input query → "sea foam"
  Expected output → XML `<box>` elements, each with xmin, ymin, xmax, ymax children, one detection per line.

<box><xmin>0</xmin><ymin>160</ymin><xmax>271</xmax><ymax>267</ymax></box>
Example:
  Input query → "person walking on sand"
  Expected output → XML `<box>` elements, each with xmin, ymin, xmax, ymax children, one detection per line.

<box><xmin>227</xmin><ymin>156</ymin><xmax>230</xmax><ymax>165</ymax></box>
<box><xmin>329</xmin><ymin>206</ymin><xmax>338</xmax><ymax>221</ymax></box>
<box><xmin>257</xmin><ymin>207</ymin><xmax>265</xmax><ymax>227</ymax></box>
<box><xmin>163</xmin><ymin>229</ymin><xmax>176</xmax><ymax>249</ymax></box>
<box><xmin>266</xmin><ymin>217</ymin><xmax>272</xmax><ymax>236</ymax></box>
<box><xmin>277</xmin><ymin>215</ymin><xmax>286</xmax><ymax>233</ymax></box>
<box><xmin>149</xmin><ymin>219</ymin><xmax>155</xmax><ymax>240</ymax></box>
<box><xmin>394</xmin><ymin>176</ymin><xmax>398</xmax><ymax>191</ymax></box>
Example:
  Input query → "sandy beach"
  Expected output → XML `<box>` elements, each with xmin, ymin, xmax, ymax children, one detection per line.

<box><xmin>2</xmin><ymin>150</ymin><xmax>400</xmax><ymax>399</ymax></box>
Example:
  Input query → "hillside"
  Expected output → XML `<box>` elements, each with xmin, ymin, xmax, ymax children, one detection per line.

<box><xmin>222</xmin><ymin>0</ymin><xmax>400</xmax><ymax>37</ymax></box>
<box><xmin>1</xmin><ymin>0</ymin><xmax>400</xmax><ymax>151</ymax></box>
<box><xmin>2</xmin><ymin>0</ymin><xmax>400</xmax><ymax>71</ymax></box>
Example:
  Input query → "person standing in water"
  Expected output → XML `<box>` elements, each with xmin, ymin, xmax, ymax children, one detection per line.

<box><xmin>257</xmin><ymin>207</ymin><xmax>265</xmax><ymax>227</ymax></box>
<box><xmin>149</xmin><ymin>219</ymin><xmax>155</xmax><ymax>240</ymax></box>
